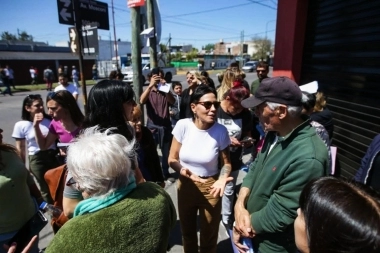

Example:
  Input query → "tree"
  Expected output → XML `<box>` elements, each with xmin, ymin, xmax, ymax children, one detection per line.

<box><xmin>0</xmin><ymin>30</ymin><xmax>33</xmax><ymax>41</ymax></box>
<box><xmin>1</xmin><ymin>32</ymin><xmax>17</xmax><ymax>41</ymax></box>
<box><xmin>204</xmin><ymin>43</ymin><xmax>215</xmax><ymax>53</ymax></box>
<box><xmin>18</xmin><ymin>31</ymin><xmax>33</xmax><ymax>41</ymax></box>
<box><xmin>251</xmin><ymin>36</ymin><xmax>272</xmax><ymax>61</ymax></box>
<box><xmin>186</xmin><ymin>48</ymin><xmax>199</xmax><ymax>61</ymax></box>
<box><xmin>171</xmin><ymin>52</ymin><xmax>183</xmax><ymax>62</ymax></box>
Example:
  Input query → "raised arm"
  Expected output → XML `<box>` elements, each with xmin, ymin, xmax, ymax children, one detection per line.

<box><xmin>33</xmin><ymin>113</ymin><xmax>57</xmax><ymax>150</ymax></box>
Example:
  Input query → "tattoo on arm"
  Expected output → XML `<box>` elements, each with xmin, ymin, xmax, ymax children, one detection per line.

<box><xmin>219</xmin><ymin>164</ymin><xmax>231</xmax><ymax>179</ymax></box>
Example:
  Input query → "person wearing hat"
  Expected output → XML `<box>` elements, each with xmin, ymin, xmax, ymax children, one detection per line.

<box><xmin>232</xmin><ymin>76</ymin><xmax>329</xmax><ymax>253</ymax></box>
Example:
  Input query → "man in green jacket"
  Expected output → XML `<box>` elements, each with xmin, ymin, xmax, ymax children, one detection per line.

<box><xmin>250</xmin><ymin>61</ymin><xmax>269</xmax><ymax>95</ymax></box>
<box><xmin>233</xmin><ymin>76</ymin><xmax>328</xmax><ymax>253</ymax></box>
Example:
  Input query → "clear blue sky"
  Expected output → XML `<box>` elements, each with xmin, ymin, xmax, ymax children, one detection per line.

<box><xmin>1</xmin><ymin>0</ymin><xmax>277</xmax><ymax>50</ymax></box>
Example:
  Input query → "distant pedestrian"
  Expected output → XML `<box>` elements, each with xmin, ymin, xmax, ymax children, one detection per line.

<box><xmin>198</xmin><ymin>62</ymin><xmax>202</xmax><ymax>71</ymax></box>
<box><xmin>71</xmin><ymin>65</ymin><xmax>79</xmax><ymax>87</ymax></box>
<box><xmin>43</xmin><ymin>66</ymin><xmax>55</xmax><ymax>91</ymax></box>
<box><xmin>211</xmin><ymin>61</ymin><xmax>215</xmax><ymax>70</ymax></box>
<box><xmin>29</xmin><ymin>66</ymin><xmax>37</xmax><ymax>85</ymax></box>
<box><xmin>0</xmin><ymin>67</ymin><xmax>12</xmax><ymax>96</ymax></box>
<box><xmin>169</xmin><ymin>81</ymin><xmax>182</xmax><ymax>127</ymax></box>
<box><xmin>5</xmin><ymin>65</ymin><xmax>15</xmax><ymax>89</ymax></box>
<box><xmin>92</xmin><ymin>64</ymin><xmax>98</xmax><ymax>81</ymax></box>
<box><xmin>55</xmin><ymin>73</ymin><xmax>79</xmax><ymax>101</ymax></box>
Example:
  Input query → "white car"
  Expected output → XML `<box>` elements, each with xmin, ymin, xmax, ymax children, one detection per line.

<box><xmin>242</xmin><ymin>61</ymin><xmax>258</xmax><ymax>72</ymax></box>
<box><xmin>122</xmin><ymin>63</ymin><xmax>176</xmax><ymax>85</ymax></box>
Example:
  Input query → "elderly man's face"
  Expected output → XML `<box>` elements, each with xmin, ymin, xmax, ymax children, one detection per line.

<box><xmin>255</xmin><ymin>103</ymin><xmax>281</xmax><ymax>132</ymax></box>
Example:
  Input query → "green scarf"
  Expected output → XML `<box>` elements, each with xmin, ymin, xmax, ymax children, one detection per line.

<box><xmin>73</xmin><ymin>175</ymin><xmax>136</xmax><ymax>217</ymax></box>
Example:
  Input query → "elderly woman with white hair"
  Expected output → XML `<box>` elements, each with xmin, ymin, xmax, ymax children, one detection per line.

<box><xmin>45</xmin><ymin>127</ymin><xmax>176</xmax><ymax>253</ymax></box>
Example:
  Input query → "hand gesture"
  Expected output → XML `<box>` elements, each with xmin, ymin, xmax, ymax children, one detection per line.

<box><xmin>180</xmin><ymin>168</ymin><xmax>206</xmax><ymax>183</ymax></box>
<box><xmin>33</xmin><ymin>112</ymin><xmax>44</xmax><ymax>127</ymax></box>
<box><xmin>3</xmin><ymin>235</ymin><xmax>37</xmax><ymax>253</ymax></box>
<box><xmin>232</xmin><ymin>228</ymin><xmax>252</xmax><ymax>253</ymax></box>
<box><xmin>234</xmin><ymin>206</ymin><xmax>255</xmax><ymax>238</ymax></box>
<box><xmin>230</xmin><ymin>137</ymin><xmax>241</xmax><ymax>147</ymax></box>
<box><xmin>209</xmin><ymin>177</ymin><xmax>234</xmax><ymax>197</ymax></box>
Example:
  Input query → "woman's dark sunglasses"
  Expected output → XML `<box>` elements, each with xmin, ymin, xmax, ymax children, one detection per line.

<box><xmin>196</xmin><ymin>101</ymin><xmax>220</xmax><ymax>110</ymax></box>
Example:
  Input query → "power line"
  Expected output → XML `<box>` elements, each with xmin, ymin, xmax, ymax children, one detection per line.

<box><xmin>162</xmin><ymin>16</ymin><xmax>240</xmax><ymax>33</ymax></box>
<box><xmin>246</xmin><ymin>0</ymin><xmax>277</xmax><ymax>10</ymax></box>
<box><xmin>163</xmin><ymin>3</ymin><xmax>254</xmax><ymax>18</ymax></box>
<box><xmin>171</xmin><ymin>29</ymin><xmax>275</xmax><ymax>42</ymax></box>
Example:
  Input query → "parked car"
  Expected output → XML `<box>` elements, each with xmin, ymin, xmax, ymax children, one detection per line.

<box><xmin>242</xmin><ymin>61</ymin><xmax>258</xmax><ymax>72</ymax></box>
<box><xmin>122</xmin><ymin>63</ymin><xmax>177</xmax><ymax>85</ymax></box>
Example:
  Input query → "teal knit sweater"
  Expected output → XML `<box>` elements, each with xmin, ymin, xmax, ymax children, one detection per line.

<box><xmin>46</xmin><ymin>182</ymin><xmax>177</xmax><ymax>253</ymax></box>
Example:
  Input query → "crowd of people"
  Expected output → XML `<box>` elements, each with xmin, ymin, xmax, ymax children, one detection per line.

<box><xmin>0</xmin><ymin>62</ymin><xmax>379</xmax><ymax>253</ymax></box>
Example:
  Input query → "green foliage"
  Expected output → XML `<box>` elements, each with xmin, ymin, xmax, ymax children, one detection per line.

<box><xmin>1</xmin><ymin>30</ymin><xmax>33</xmax><ymax>41</ymax></box>
<box><xmin>204</xmin><ymin>43</ymin><xmax>215</xmax><ymax>53</ymax></box>
<box><xmin>251</xmin><ymin>36</ymin><xmax>272</xmax><ymax>61</ymax></box>
<box><xmin>171</xmin><ymin>52</ymin><xmax>183</xmax><ymax>62</ymax></box>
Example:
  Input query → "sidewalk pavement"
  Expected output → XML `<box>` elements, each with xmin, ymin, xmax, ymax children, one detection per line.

<box><xmin>38</xmin><ymin>150</ymin><xmax>252</xmax><ymax>252</ymax></box>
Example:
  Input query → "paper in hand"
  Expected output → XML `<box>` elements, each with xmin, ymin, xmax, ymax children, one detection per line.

<box><xmin>157</xmin><ymin>83</ymin><xmax>170</xmax><ymax>93</ymax></box>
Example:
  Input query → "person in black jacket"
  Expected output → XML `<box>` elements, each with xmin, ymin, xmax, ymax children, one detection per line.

<box><xmin>354</xmin><ymin>134</ymin><xmax>380</xmax><ymax>191</ymax></box>
<box><xmin>130</xmin><ymin>105</ymin><xmax>165</xmax><ymax>187</ymax></box>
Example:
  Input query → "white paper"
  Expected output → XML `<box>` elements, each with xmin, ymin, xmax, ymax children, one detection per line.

<box><xmin>300</xmin><ymin>81</ymin><xmax>318</xmax><ymax>94</ymax></box>
<box><xmin>157</xmin><ymin>83</ymin><xmax>170</xmax><ymax>93</ymax></box>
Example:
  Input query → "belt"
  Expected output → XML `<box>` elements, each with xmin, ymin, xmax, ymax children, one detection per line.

<box><xmin>198</xmin><ymin>174</ymin><xmax>218</xmax><ymax>179</ymax></box>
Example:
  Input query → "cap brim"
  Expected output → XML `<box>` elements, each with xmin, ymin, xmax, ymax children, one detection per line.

<box><xmin>241</xmin><ymin>96</ymin><xmax>265</xmax><ymax>108</ymax></box>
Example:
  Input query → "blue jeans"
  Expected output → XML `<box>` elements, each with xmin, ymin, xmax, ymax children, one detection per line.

<box><xmin>221</xmin><ymin>170</ymin><xmax>240</xmax><ymax>225</ymax></box>
<box><xmin>152</xmin><ymin>131</ymin><xmax>172</xmax><ymax>176</ymax></box>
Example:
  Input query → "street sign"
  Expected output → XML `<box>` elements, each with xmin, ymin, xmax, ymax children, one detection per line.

<box><xmin>57</xmin><ymin>0</ymin><xmax>74</xmax><ymax>25</ymax></box>
<box><xmin>82</xmin><ymin>27</ymin><xmax>99</xmax><ymax>54</ymax></box>
<box><xmin>127</xmin><ymin>0</ymin><xmax>145</xmax><ymax>8</ymax></box>
<box><xmin>57</xmin><ymin>0</ymin><xmax>110</xmax><ymax>30</ymax></box>
<box><xmin>68</xmin><ymin>27</ymin><xmax>79</xmax><ymax>55</ymax></box>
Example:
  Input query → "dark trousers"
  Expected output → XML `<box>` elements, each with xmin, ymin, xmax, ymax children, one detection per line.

<box><xmin>3</xmin><ymin>79</ymin><xmax>12</xmax><ymax>95</ymax></box>
<box><xmin>152</xmin><ymin>131</ymin><xmax>172</xmax><ymax>176</ymax></box>
<box><xmin>29</xmin><ymin>149</ymin><xmax>59</xmax><ymax>204</ymax></box>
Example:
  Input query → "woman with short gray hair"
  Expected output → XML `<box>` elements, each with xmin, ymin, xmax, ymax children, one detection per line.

<box><xmin>45</xmin><ymin>127</ymin><xmax>176</xmax><ymax>253</ymax></box>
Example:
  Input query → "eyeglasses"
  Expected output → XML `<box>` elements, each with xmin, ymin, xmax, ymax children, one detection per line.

<box><xmin>256</xmin><ymin>70</ymin><xmax>267</xmax><ymax>73</ymax></box>
<box><xmin>26</xmin><ymin>94</ymin><xmax>42</xmax><ymax>99</ymax></box>
<box><xmin>196</xmin><ymin>101</ymin><xmax>220</xmax><ymax>110</ymax></box>
<box><xmin>66</xmin><ymin>177</ymin><xmax>77</xmax><ymax>186</ymax></box>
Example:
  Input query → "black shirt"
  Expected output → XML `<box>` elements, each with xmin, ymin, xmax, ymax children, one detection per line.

<box><xmin>217</xmin><ymin>107</ymin><xmax>252</xmax><ymax>171</ymax></box>
<box><xmin>310</xmin><ymin>108</ymin><xmax>334</xmax><ymax>139</ymax></box>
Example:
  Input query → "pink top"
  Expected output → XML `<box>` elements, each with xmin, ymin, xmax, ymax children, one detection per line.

<box><xmin>49</xmin><ymin>119</ymin><xmax>81</xmax><ymax>143</ymax></box>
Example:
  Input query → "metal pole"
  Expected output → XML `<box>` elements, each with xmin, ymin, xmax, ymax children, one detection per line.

<box><xmin>73</xmin><ymin>0</ymin><xmax>88</xmax><ymax>115</ymax></box>
<box><xmin>240</xmin><ymin>30</ymin><xmax>244</xmax><ymax>69</ymax></box>
<box><xmin>146</xmin><ymin>0</ymin><xmax>157</xmax><ymax>68</ymax></box>
<box><xmin>112</xmin><ymin>0</ymin><xmax>119</xmax><ymax>69</ymax></box>
<box><xmin>130</xmin><ymin>7</ymin><xmax>144</xmax><ymax>121</ymax></box>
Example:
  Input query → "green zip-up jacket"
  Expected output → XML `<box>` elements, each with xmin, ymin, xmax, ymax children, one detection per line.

<box><xmin>241</xmin><ymin>119</ymin><xmax>328</xmax><ymax>253</ymax></box>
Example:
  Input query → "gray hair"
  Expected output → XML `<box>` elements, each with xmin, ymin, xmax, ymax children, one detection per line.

<box><xmin>66</xmin><ymin>126</ymin><xmax>136</xmax><ymax>197</ymax></box>
<box><xmin>266</xmin><ymin>102</ymin><xmax>302</xmax><ymax>118</ymax></box>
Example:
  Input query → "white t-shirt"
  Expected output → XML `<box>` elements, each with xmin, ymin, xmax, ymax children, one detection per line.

<box><xmin>12</xmin><ymin>119</ymin><xmax>56</xmax><ymax>155</ymax></box>
<box><xmin>172</xmin><ymin>118</ymin><xmax>230</xmax><ymax>177</ymax></box>
<box><xmin>29</xmin><ymin>69</ymin><xmax>35</xmax><ymax>78</ymax></box>
<box><xmin>54</xmin><ymin>83</ymin><xmax>79</xmax><ymax>95</ymax></box>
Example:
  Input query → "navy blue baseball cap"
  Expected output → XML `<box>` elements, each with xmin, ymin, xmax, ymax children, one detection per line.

<box><xmin>241</xmin><ymin>76</ymin><xmax>302</xmax><ymax>108</ymax></box>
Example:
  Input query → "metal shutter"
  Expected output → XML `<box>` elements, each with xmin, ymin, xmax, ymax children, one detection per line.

<box><xmin>301</xmin><ymin>0</ymin><xmax>380</xmax><ymax>179</ymax></box>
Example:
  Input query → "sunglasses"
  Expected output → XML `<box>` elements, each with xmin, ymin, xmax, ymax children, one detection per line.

<box><xmin>196</xmin><ymin>101</ymin><xmax>220</xmax><ymax>110</ymax></box>
<box><xmin>26</xmin><ymin>94</ymin><xmax>42</xmax><ymax>99</ymax></box>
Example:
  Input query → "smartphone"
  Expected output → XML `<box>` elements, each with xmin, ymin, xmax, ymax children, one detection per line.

<box><xmin>151</xmin><ymin>67</ymin><xmax>160</xmax><ymax>75</ymax></box>
<box><xmin>8</xmin><ymin>211</ymin><xmax>48</xmax><ymax>252</ymax></box>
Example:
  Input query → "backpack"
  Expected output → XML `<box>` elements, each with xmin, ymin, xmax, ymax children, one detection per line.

<box><xmin>44</xmin><ymin>69</ymin><xmax>52</xmax><ymax>80</ymax></box>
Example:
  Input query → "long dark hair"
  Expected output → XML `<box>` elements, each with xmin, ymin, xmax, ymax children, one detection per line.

<box><xmin>21</xmin><ymin>94</ymin><xmax>50</xmax><ymax>121</ymax></box>
<box><xmin>46</xmin><ymin>90</ymin><xmax>84</xmax><ymax>127</ymax></box>
<box><xmin>299</xmin><ymin>177</ymin><xmax>380</xmax><ymax>253</ymax></box>
<box><xmin>0</xmin><ymin>143</ymin><xmax>19</xmax><ymax>169</ymax></box>
<box><xmin>83</xmin><ymin>80</ymin><xmax>135</xmax><ymax>141</ymax></box>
